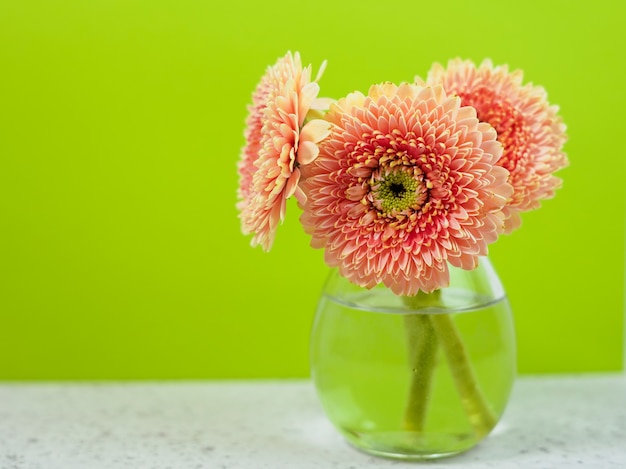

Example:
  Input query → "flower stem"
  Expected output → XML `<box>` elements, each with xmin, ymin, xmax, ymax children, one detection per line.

<box><xmin>401</xmin><ymin>291</ymin><xmax>440</xmax><ymax>433</ymax></box>
<box><xmin>429</xmin><ymin>313</ymin><xmax>497</xmax><ymax>437</ymax></box>
<box><xmin>402</xmin><ymin>314</ymin><xmax>438</xmax><ymax>432</ymax></box>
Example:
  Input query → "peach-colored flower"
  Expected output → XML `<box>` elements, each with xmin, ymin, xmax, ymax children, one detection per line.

<box><xmin>300</xmin><ymin>83</ymin><xmax>513</xmax><ymax>296</ymax></box>
<box><xmin>422</xmin><ymin>59</ymin><xmax>568</xmax><ymax>232</ymax></box>
<box><xmin>237</xmin><ymin>52</ymin><xmax>330</xmax><ymax>251</ymax></box>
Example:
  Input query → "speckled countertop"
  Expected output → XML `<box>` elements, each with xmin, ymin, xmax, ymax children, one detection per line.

<box><xmin>0</xmin><ymin>374</ymin><xmax>624</xmax><ymax>469</ymax></box>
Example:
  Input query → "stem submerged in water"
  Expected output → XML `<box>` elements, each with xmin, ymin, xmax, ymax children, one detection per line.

<box><xmin>401</xmin><ymin>290</ymin><xmax>440</xmax><ymax>433</ymax></box>
<box><xmin>402</xmin><ymin>289</ymin><xmax>497</xmax><ymax>438</ymax></box>
<box><xmin>402</xmin><ymin>314</ymin><xmax>438</xmax><ymax>432</ymax></box>
<box><xmin>429</xmin><ymin>313</ymin><xmax>497</xmax><ymax>437</ymax></box>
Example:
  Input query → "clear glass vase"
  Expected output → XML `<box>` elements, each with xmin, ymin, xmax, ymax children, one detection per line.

<box><xmin>310</xmin><ymin>257</ymin><xmax>516</xmax><ymax>460</ymax></box>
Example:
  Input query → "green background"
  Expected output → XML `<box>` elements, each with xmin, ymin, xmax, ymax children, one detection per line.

<box><xmin>1</xmin><ymin>0</ymin><xmax>624</xmax><ymax>380</ymax></box>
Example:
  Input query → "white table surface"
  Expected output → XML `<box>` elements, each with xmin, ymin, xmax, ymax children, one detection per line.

<box><xmin>0</xmin><ymin>374</ymin><xmax>624</xmax><ymax>469</ymax></box>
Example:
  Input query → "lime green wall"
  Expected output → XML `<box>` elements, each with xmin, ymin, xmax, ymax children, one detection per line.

<box><xmin>0</xmin><ymin>0</ymin><xmax>623</xmax><ymax>379</ymax></box>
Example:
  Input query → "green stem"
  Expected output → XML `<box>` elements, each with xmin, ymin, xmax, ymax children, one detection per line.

<box><xmin>429</xmin><ymin>313</ymin><xmax>497</xmax><ymax>437</ymax></box>
<box><xmin>401</xmin><ymin>291</ymin><xmax>440</xmax><ymax>433</ymax></box>
<box><xmin>402</xmin><ymin>314</ymin><xmax>438</xmax><ymax>432</ymax></box>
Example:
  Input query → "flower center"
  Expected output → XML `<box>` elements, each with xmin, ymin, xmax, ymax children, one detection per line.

<box><xmin>370</xmin><ymin>167</ymin><xmax>428</xmax><ymax>216</ymax></box>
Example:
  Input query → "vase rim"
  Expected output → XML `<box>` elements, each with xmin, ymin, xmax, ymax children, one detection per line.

<box><xmin>321</xmin><ymin>289</ymin><xmax>507</xmax><ymax>315</ymax></box>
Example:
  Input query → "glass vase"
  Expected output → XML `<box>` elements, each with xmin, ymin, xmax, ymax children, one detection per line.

<box><xmin>310</xmin><ymin>257</ymin><xmax>516</xmax><ymax>460</ymax></box>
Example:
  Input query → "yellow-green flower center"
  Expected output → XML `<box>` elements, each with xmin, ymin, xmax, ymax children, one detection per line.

<box><xmin>370</xmin><ymin>167</ymin><xmax>428</xmax><ymax>216</ymax></box>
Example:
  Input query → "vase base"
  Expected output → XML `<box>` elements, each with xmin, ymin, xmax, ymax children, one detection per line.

<box><xmin>342</xmin><ymin>429</ymin><xmax>478</xmax><ymax>461</ymax></box>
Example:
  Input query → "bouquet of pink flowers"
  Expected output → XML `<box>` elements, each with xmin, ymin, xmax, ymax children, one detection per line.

<box><xmin>237</xmin><ymin>51</ymin><xmax>566</xmax><ymax>295</ymax></box>
<box><xmin>236</xmin><ymin>51</ymin><xmax>567</xmax><ymax>458</ymax></box>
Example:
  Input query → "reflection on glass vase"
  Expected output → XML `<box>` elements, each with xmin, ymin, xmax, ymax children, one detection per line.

<box><xmin>310</xmin><ymin>257</ymin><xmax>516</xmax><ymax>460</ymax></box>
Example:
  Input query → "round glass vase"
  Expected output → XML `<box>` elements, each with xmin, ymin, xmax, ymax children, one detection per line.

<box><xmin>310</xmin><ymin>257</ymin><xmax>516</xmax><ymax>460</ymax></box>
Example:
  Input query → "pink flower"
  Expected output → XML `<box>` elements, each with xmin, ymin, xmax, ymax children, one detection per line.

<box><xmin>422</xmin><ymin>59</ymin><xmax>568</xmax><ymax>232</ymax></box>
<box><xmin>237</xmin><ymin>52</ymin><xmax>330</xmax><ymax>251</ymax></box>
<box><xmin>300</xmin><ymin>83</ymin><xmax>513</xmax><ymax>296</ymax></box>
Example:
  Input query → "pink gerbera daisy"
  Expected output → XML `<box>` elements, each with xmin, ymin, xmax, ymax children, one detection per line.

<box><xmin>422</xmin><ymin>59</ymin><xmax>568</xmax><ymax>232</ymax></box>
<box><xmin>237</xmin><ymin>51</ymin><xmax>330</xmax><ymax>251</ymax></box>
<box><xmin>300</xmin><ymin>83</ymin><xmax>513</xmax><ymax>296</ymax></box>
